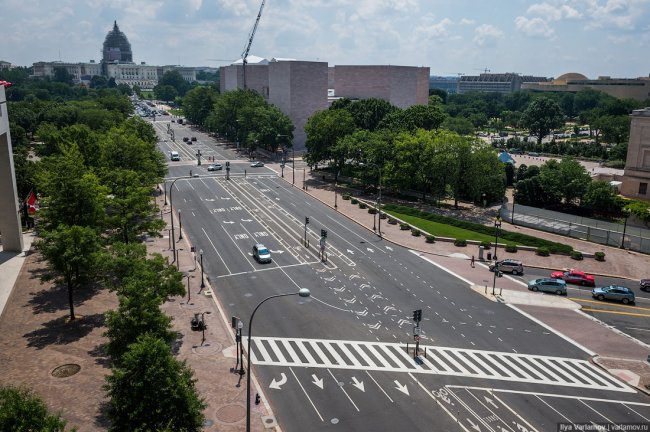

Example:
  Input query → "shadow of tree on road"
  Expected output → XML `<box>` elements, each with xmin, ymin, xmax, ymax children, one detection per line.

<box><xmin>24</xmin><ymin>313</ymin><xmax>105</xmax><ymax>350</ymax></box>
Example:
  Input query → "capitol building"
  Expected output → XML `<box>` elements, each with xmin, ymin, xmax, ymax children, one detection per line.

<box><xmin>31</xmin><ymin>21</ymin><xmax>202</xmax><ymax>89</ymax></box>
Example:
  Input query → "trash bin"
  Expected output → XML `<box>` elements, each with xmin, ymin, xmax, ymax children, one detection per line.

<box><xmin>487</xmin><ymin>252</ymin><xmax>492</xmax><ymax>261</ymax></box>
<box><xmin>478</xmin><ymin>246</ymin><xmax>485</xmax><ymax>261</ymax></box>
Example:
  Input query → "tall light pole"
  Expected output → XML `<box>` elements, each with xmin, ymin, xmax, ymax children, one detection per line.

<box><xmin>377</xmin><ymin>165</ymin><xmax>382</xmax><ymax>237</ymax></box>
<box><xmin>200</xmin><ymin>249</ymin><xmax>205</xmax><ymax>289</ymax></box>
<box><xmin>178</xmin><ymin>209</ymin><xmax>183</xmax><ymax>240</ymax></box>
<box><xmin>493</xmin><ymin>216</ymin><xmax>502</xmax><ymax>261</ymax></box>
<box><xmin>511</xmin><ymin>184</ymin><xmax>517</xmax><ymax>225</ymax></box>
<box><xmin>246</xmin><ymin>288</ymin><xmax>311</xmax><ymax>432</ymax></box>
<box><xmin>620</xmin><ymin>208</ymin><xmax>630</xmax><ymax>249</ymax></box>
<box><xmin>168</xmin><ymin>176</ymin><xmax>189</xmax><ymax>264</ymax></box>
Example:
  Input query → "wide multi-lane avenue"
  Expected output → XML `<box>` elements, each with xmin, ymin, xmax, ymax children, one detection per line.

<box><xmin>155</xmin><ymin>120</ymin><xmax>650</xmax><ymax>431</ymax></box>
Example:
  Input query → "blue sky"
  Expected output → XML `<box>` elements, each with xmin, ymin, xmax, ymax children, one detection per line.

<box><xmin>1</xmin><ymin>0</ymin><xmax>649</xmax><ymax>78</ymax></box>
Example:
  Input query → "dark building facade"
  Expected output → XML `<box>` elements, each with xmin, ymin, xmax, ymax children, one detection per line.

<box><xmin>101</xmin><ymin>21</ymin><xmax>133</xmax><ymax>74</ymax></box>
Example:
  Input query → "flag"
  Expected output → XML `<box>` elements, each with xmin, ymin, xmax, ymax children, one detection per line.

<box><xmin>26</xmin><ymin>190</ymin><xmax>38</xmax><ymax>215</ymax></box>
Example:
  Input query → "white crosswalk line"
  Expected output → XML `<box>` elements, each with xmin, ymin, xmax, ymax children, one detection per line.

<box><xmin>249</xmin><ymin>337</ymin><xmax>632</xmax><ymax>392</ymax></box>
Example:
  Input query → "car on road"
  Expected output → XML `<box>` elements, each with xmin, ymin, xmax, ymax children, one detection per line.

<box><xmin>489</xmin><ymin>259</ymin><xmax>524</xmax><ymax>275</ymax></box>
<box><xmin>250</xmin><ymin>161</ymin><xmax>264</xmax><ymax>167</ymax></box>
<box><xmin>527</xmin><ymin>278</ymin><xmax>567</xmax><ymax>295</ymax></box>
<box><xmin>182</xmin><ymin>137</ymin><xmax>189</xmax><ymax>142</ymax></box>
<box><xmin>207</xmin><ymin>164</ymin><xmax>223</xmax><ymax>171</ymax></box>
<box><xmin>592</xmin><ymin>285</ymin><xmax>635</xmax><ymax>304</ymax></box>
<box><xmin>252</xmin><ymin>244</ymin><xmax>272</xmax><ymax>263</ymax></box>
<box><xmin>550</xmin><ymin>269</ymin><xmax>595</xmax><ymax>286</ymax></box>
<box><xmin>170</xmin><ymin>151</ymin><xmax>180</xmax><ymax>161</ymax></box>
<box><xmin>640</xmin><ymin>279</ymin><xmax>650</xmax><ymax>292</ymax></box>
<box><xmin>191</xmin><ymin>136</ymin><xmax>197</xmax><ymax>141</ymax></box>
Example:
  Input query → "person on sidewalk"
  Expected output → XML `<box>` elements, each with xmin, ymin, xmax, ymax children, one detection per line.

<box><xmin>471</xmin><ymin>255</ymin><xmax>475</xmax><ymax>268</ymax></box>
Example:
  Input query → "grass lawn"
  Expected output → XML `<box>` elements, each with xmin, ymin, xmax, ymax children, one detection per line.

<box><xmin>169</xmin><ymin>108</ymin><xmax>183</xmax><ymax>116</ymax></box>
<box><xmin>385</xmin><ymin>210</ymin><xmax>513</xmax><ymax>244</ymax></box>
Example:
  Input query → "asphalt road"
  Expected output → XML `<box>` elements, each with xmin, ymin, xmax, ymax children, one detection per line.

<box><xmin>153</xmin><ymin>118</ymin><xmax>650</xmax><ymax>431</ymax></box>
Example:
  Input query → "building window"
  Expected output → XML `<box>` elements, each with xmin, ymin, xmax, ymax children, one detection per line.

<box><xmin>640</xmin><ymin>183</ymin><xmax>648</xmax><ymax>195</ymax></box>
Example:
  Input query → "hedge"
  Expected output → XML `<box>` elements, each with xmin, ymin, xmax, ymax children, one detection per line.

<box><xmin>342</xmin><ymin>194</ymin><xmax>351</xmax><ymax>200</ymax></box>
<box><xmin>536</xmin><ymin>247</ymin><xmax>550</xmax><ymax>256</ymax></box>
<box><xmin>454</xmin><ymin>239</ymin><xmax>467</xmax><ymax>247</ymax></box>
<box><xmin>425</xmin><ymin>235</ymin><xmax>435</xmax><ymax>243</ymax></box>
<box><xmin>505</xmin><ymin>244</ymin><xmax>518</xmax><ymax>253</ymax></box>
<box><xmin>411</xmin><ymin>228</ymin><xmax>421</xmax><ymax>236</ymax></box>
<box><xmin>382</xmin><ymin>204</ymin><xmax>573</xmax><ymax>254</ymax></box>
<box><xmin>570</xmin><ymin>251</ymin><xmax>584</xmax><ymax>260</ymax></box>
<box><xmin>595</xmin><ymin>251</ymin><xmax>606</xmax><ymax>261</ymax></box>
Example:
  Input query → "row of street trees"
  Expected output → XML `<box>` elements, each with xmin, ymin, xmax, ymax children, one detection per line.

<box><xmin>304</xmin><ymin>97</ymin><xmax>506</xmax><ymax>205</ymax></box>
<box><xmin>6</xmin><ymin>79</ymin><xmax>207</xmax><ymax>429</ymax></box>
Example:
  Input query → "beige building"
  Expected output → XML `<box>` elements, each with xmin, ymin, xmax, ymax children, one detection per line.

<box><xmin>522</xmin><ymin>73</ymin><xmax>650</xmax><ymax>102</ymax></box>
<box><xmin>621</xmin><ymin>107</ymin><xmax>650</xmax><ymax>198</ymax></box>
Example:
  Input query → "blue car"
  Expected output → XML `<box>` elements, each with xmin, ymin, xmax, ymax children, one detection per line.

<box><xmin>592</xmin><ymin>285</ymin><xmax>635</xmax><ymax>305</ymax></box>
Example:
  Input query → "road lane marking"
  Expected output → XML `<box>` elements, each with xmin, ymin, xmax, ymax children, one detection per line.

<box><xmin>581</xmin><ymin>308</ymin><xmax>650</xmax><ymax>318</ymax></box>
<box><xmin>288</xmin><ymin>367</ymin><xmax>324</xmax><ymax>422</ymax></box>
<box><xmin>327</xmin><ymin>369</ymin><xmax>359</xmax><ymax>411</ymax></box>
<box><xmin>408</xmin><ymin>374</ymin><xmax>471</xmax><ymax>432</ymax></box>
<box><xmin>201</xmin><ymin>227</ymin><xmax>232</xmax><ymax>274</ymax></box>
<box><xmin>570</xmin><ymin>298</ymin><xmax>650</xmax><ymax>310</ymax></box>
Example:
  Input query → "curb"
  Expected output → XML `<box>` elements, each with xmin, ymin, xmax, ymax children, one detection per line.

<box><xmin>591</xmin><ymin>355</ymin><xmax>650</xmax><ymax>397</ymax></box>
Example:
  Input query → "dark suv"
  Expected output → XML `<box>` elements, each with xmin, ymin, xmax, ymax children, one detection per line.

<box><xmin>640</xmin><ymin>279</ymin><xmax>650</xmax><ymax>292</ymax></box>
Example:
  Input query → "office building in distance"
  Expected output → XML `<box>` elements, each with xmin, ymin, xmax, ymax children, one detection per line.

<box><xmin>522</xmin><ymin>73</ymin><xmax>650</xmax><ymax>102</ymax></box>
<box><xmin>458</xmin><ymin>73</ymin><xmax>549</xmax><ymax>94</ymax></box>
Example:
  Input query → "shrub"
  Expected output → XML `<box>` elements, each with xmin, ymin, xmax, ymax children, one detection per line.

<box><xmin>536</xmin><ymin>247</ymin><xmax>550</xmax><ymax>257</ymax></box>
<box><xmin>570</xmin><ymin>251</ymin><xmax>584</xmax><ymax>260</ymax></box>
<box><xmin>381</xmin><ymin>204</ymin><xmax>573</xmax><ymax>254</ymax></box>
<box><xmin>454</xmin><ymin>239</ymin><xmax>467</xmax><ymax>247</ymax></box>
<box><xmin>388</xmin><ymin>218</ymin><xmax>397</xmax><ymax>225</ymax></box>
<box><xmin>359</xmin><ymin>202</ymin><xmax>368</xmax><ymax>209</ymax></box>
<box><xmin>379</xmin><ymin>213</ymin><xmax>387</xmax><ymax>219</ymax></box>
<box><xmin>351</xmin><ymin>198</ymin><xmax>358</xmax><ymax>204</ymax></box>
<box><xmin>411</xmin><ymin>228</ymin><xmax>421</xmax><ymax>236</ymax></box>
<box><xmin>400</xmin><ymin>223</ymin><xmax>410</xmax><ymax>230</ymax></box>
<box><xmin>368</xmin><ymin>208</ymin><xmax>377</xmax><ymax>214</ymax></box>
<box><xmin>505</xmin><ymin>244</ymin><xmax>518</xmax><ymax>253</ymax></box>
<box><xmin>425</xmin><ymin>235</ymin><xmax>435</xmax><ymax>243</ymax></box>
<box><xmin>595</xmin><ymin>251</ymin><xmax>606</xmax><ymax>261</ymax></box>
<box><xmin>480</xmin><ymin>241</ymin><xmax>492</xmax><ymax>249</ymax></box>
<box><xmin>342</xmin><ymin>194</ymin><xmax>351</xmax><ymax>200</ymax></box>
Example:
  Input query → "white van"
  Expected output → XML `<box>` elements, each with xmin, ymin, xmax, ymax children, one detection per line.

<box><xmin>170</xmin><ymin>151</ymin><xmax>180</xmax><ymax>161</ymax></box>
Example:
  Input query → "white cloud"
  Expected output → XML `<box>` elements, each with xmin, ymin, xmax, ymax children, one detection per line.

<box><xmin>515</xmin><ymin>16</ymin><xmax>555</xmax><ymax>37</ymax></box>
<box><xmin>527</xmin><ymin>2</ymin><xmax>582</xmax><ymax>20</ymax></box>
<box><xmin>473</xmin><ymin>24</ymin><xmax>504</xmax><ymax>46</ymax></box>
<box><xmin>460</xmin><ymin>18</ymin><xmax>475</xmax><ymax>25</ymax></box>
<box><xmin>581</xmin><ymin>0</ymin><xmax>649</xmax><ymax>30</ymax></box>
<box><xmin>415</xmin><ymin>18</ymin><xmax>454</xmax><ymax>39</ymax></box>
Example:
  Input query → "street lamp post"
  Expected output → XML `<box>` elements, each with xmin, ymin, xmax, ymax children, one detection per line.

<box><xmin>377</xmin><ymin>166</ymin><xmax>382</xmax><ymax>237</ymax></box>
<box><xmin>200</xmin><ymin>249</ymin><xmax>205</xmax><ymax>289</ymax></box>
<box><xmin>178</xmin><ymin>210</ymin><xmax>183</xmax><ymax>240</ymax></box>
<box><xmin>620</xmin><ymin>209</ymin><xmax>630</xmax><ymax>249</ymax></box>
<box><xmin>493</xmin><ymin>216</ymin><xmax>501</xmax><ymax>262</ymax></box>
<box><xmin>168</xmin><ymin>176</ymin><xmax>189</xmax><ymax>264</ymax></box>
<box><xmin>511</xmin><ymin>185</ymin><xmax>517</xmax><ymax>225</ymax></box>
<box><xmin>292</xmin><ymin>147</ymin><xmax>295</xmax><ymax>186</ymax></box>
<box><xmin>246</xmin><ymin>288</ymin><xmax>311</xmax><ymax>432</ymax></box>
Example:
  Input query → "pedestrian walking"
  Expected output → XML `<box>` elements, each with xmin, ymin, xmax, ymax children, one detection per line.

<box><xmin>470</xmin><ymin>255</ymin><xmax>475</xmax><ymax>268</ymax></box>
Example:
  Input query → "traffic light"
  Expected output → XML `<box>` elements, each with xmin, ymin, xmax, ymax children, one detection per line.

<box><xmin>321</xmin><ymin>229</ymin><xmax>327</xmax><ymax>238</ymax></box>
<box><xmin>305</xmin><ymin>216</ymin><xmax>310</xmax><ymax>225</ymax></box>
<box><xmin>413</xmin><ymin>309</ymin><xmax>422</xmax><ymax>323</ymax></box>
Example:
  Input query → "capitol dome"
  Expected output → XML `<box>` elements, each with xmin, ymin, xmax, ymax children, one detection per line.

<box><xmin>102</xmin><ymin>21</ymin><xmax>133</xmax><ymax>63</ymax></box>
<box><xmin>554</xmin><ymin>72</ymin><xmax>588</xmax><ymax>84</ymax></box>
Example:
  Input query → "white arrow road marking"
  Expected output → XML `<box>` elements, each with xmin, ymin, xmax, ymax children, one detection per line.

<box><xmin>269</xmin><ymin>373</ymin><xmax>287</xmax><ymax>390</ymax></box>
<box><xmin>349</xmin><ymin>274</ymin><xmax>361</xmax><ymax>280</ymax></box>
<box><xmin>466</xmin><ymin>418</ymin><xmax>481</xmax><ymax>431</ymax></box>
<box><xmin>270</xmin><ymin>250</ymin><xmax>284</xmax><ymax>254</ymax></box>
<box><xmin>370</xmin><ymin>294</ymin><xmax>383</xmax><ymax>300</ymax></box>
<box><xmin>369</xmin><ymin>322</ymin><xmax>381</xmax><ymax>330</ymax></box>
<box><xmin>351</xmin><ymin>377</ymin><xmax>365</xmax><ymax>392</ymax></box>
<box><xmin>223</xmin><ymin>221</ymin><xmax>235</xmax><ymax>224</ymax></box>
<box><xmin>360</xmin><ymin>284</ymin><xmax>371</xmax><ymax>289</ymax></box>
<box><xmin>241</xmin><ymin>218</ymin><xmax>252</xmax><ymax>222</ymax></box>
<box><xmin>347</xmin><ymin>249</ymin><xmax>355</xmax><ymax>255</ymax></box>
<box><xmin>383</xmin><ymin>306</ymin><xmax>396</xmax><ymax>313</ymax></box>
<box><xmin>204</xmin><ymin>198</ymin><xmax>215</xmax><ymax>202</ymax></box>
<box><xmin>484</xmin><ymin>396</ymin><xmax>498</xmax><ymax>409</ymax></box>
<box><xmin>221</xmin><ymin>197</ymin><xmax>231</xmax><ymax>200</ymax></box>
<box><xmin>324</xmin><ymin>276</ymin><xmax>336</xmax><ymax>282</ymax></box>
<box><xmin>394</xmin><ymin>380</ymin><xmax>409</xmax><ymax>396</ymax></box>
<box><xmin>385</xmin><ymin>246</ymin><xmax>393</xmax><ymax>251</ymax></box>
<box><xmin>316</xmin><ymin>268</ymin><xmax>327</xmax><ymax>273</ymax></box>
<box><xmin>332</xmin><ymin>286</ymin><xmax>345</xmax><ymax>293</ymax></box>
<box><xmin>311</xmin><ymin>374</ymin><xmax>324</xmax><ymax>389</ymax></box>
<box><xmin>367</xmin><ymin>248</ymin><xmax>375</xmax><ymax>253</ymax></box>
<box><xmin>397</xmin><ymin>319</ymin><xmax>410</xmax><ymax>327</ymax></box>
<box><xmin>344</xmin><ymin>296</ymin><xmax>357</xmax><ymax>304</ymax></box>
<box><xmin>356</xmin><ymin>308</ymin><xmax>368</xmax><ymax>316</ymax></box>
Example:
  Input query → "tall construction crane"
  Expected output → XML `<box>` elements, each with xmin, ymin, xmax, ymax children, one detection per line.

<box><xmin>241</xmin><ymin>0</ymin><xmax>266</xmax><ymax>90</ymax></box>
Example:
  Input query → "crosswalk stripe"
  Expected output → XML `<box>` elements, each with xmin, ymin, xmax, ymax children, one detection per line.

<box><xmin>250</xmin><ymin>337</ymin><xmax>632</xmax><ymax>392</ymax></box>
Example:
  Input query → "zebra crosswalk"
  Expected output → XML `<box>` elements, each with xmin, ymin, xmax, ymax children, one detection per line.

<box><xmin>250</xmin><ymin>337</ymin><xmax>631</xmax><ymax>393</ymax></box>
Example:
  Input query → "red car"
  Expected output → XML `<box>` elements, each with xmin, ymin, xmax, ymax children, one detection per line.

<box><xmin>550</xmin><ymin>269</ymin><xmax>595</xmax><ymax>286</ymax></box>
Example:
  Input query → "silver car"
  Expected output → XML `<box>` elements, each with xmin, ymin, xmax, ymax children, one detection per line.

<box><xmin>527</xmin><ymin>278</ymin><xmax>567</xmax><ymax>296</ymax></box>
<box><xmin>489</xmin><ymin>259</ymin><xmax>524</xmax><ymax>275</ymax></box>
<box><xmin>252</xmin><ymin>244</ymin><xmax>272</xmax><ymax>263</ymax></box>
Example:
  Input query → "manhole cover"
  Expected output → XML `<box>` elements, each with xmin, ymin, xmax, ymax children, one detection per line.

<box><xmin>215</xmin><ymin>404</ymin><xmax>245</xmax><ymax>423</ymax></box>
<box><xmin>51</xmin><ymin>363</ymin><xmax>81</xmax><ymax>378</ymax></box>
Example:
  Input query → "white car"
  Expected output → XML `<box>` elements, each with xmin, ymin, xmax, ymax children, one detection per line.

<box><xmin>207</xmin><ymin>164</ymin><xmax>223</xmax><ymax>171</ymax></box>
<box><xmin>250</xmin><ymin>161</ymin><xmax>264</xmax><ymax>167</ymax></box>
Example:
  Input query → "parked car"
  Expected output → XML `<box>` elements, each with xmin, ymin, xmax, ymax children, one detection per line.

<box><xmin>191</xmin><ymin>136</ymin><xmax>197</xmax><ymax>141</ymax></box>
<box><xmin>182</xmin><ymin>137</ymin><xmax>189</xmax><ymax>142</ymax></box>
<box><xmin>250</xmin><ymin>161</ymin><xmax>264</xmax><ymax>167</ymax></box>
<box><xmin>489</xmin><ymin>259</ymin><xmax>524</xmax><ymax>275</ymax></box>
<box><xmin>550</xmin><ymin>269</ymin><xmax>595</xmax><ymax>286</ymax></box>
<box><xmin>207</xmin><ymin>164</ymin><xmax>223</xmax><ymax>171</ymax></box>
<box><xmin>170</xmin><ymin>151</ymin><xmax>180</xmax><ymax>161</ymax></box>
<box><xmin>640</xmin><ymin>279</ymin><xmax>650</xmax><ymax>292</ymax></box>
<box><xmin>252</xmin><ymin>244</ymin><xmax>272</xmax><ymax>263</ymax></box>
<box><xmin>528</xmin><ymin>278</ymin><xmax>567</xmax><ymax>296</ymax></box>
<box><xmin>592</xmin><ymin>285</ymin><xmax>635</xmax><ymax>304</ymax></box>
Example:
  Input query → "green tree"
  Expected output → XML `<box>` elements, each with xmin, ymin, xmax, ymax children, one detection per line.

<box><xmin>104</xmin><ymin>335</ymin><xmax>206</xmax><ymax>431</ymax></box>
<box><xmin>346</xmin><ymin>98</ymin><xmax>397</xmax><ymax>131</ymax></box>
<box><xmin>154</xmin><ymin>84</ymin><xmax>178</xmax><ymax>102</ymax></box>
<box><xmin>0</xmin><ymin>386</ymin><xmax>70</xmax><ymax>432</ymax></box>
<box><xmin>53</xmin><ymin>67</ymin><xmax>73</xmax><ymax>84</ymax></box>
<box><xmin>440</xmin><ymin>116</ymin><xmax>474</xmax><ymax>135</ymax></box>
<box><xmin>596</xmin><ymin>115</ymin><xmax>630</xmax><ymax>144</ymax></box>
<box><xmin>304</xmin><ymin>109</ymin><xmax>356</xmax><ymax>167</ymax></box>
<box><xmin>609</xmin><ymin>142</ymin><xmax>628</xmax><ymax>161</ymax></box>
<box><xmin>34</xmin><ymin>225</ymin><xmax>104</xmax><ymax>321</ymax></box>
<box><xmin>158</xmin><ymin>70</ymin><xmax>191</xmax><ymax>96</ymax></box>
<box><xmin>182</xmin><ymin>86</ymin><xmax>219</xmax><ymax>127</ymax></box>
<box><xmin>582</xmin><ymin>181</ymin><xmax>624</xmax><ymax>213</ymax></box>
<box><xmin>521</xmin><ymin>97</ymin><xmax>564</xmax><ymax>145</ymax></box>
<box><xmin>378</xmin><ymin>104</ymin><xmax>446</xmax><ymax>132</ymax></box>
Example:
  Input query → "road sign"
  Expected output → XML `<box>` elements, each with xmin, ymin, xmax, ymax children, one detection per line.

<box><xmin>320</xmin><ymin>238</ymin><xmax>326</xmax><ymax>251</ymax></box>
<box><xmin>414</xmin><ymin>335</ymin><xmax>420</xmax><ymax>342</ymax></box>
<box><xmin>413</xmin><ymin>326</ymin><xmax>420</xmax><ymax>335</ymax></box>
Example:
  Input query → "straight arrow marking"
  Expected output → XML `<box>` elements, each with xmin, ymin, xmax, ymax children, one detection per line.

<box><xmin>394</xmin><ymin>380</ymin><xmax>409</xmax><ymax>396</ymax></box>
<box><xmin>352</xmin><ymin>377</ymin><xmax>365</xmax><ymax>392</ymax></box>
<box><xmin>312</xmin><ymin>374</ymin><xmax>324</xmax><ymax>389</ymax></box>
